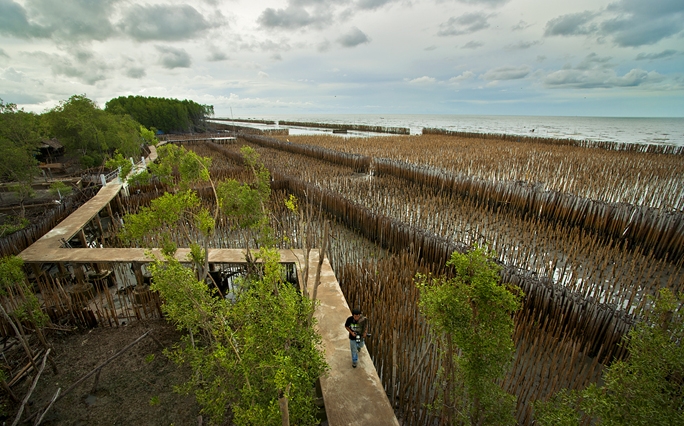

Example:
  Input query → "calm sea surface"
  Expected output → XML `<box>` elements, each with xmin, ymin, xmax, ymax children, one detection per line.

<box><xmin>240</xmin><ymin>114</ymin><xmax>684</xmax><ymax>147</ymax></box>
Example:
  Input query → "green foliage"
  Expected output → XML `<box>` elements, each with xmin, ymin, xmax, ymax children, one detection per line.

<box><xmin>140</xmin><ymin>125</ymin><xmax>158</xmax><ymax>145</ymax></box>
<box><xmin>128</xmin><ymin>169</ymin><xmax>152</xmax><ymax>187</ymax></box>
<box><xmin>157</xmin><ymin>248</ymin><xmax>327</xmax><ymax>426</ymax></box>
<box><xmin>120</xmin><ymin>190</ymin><xmax>212</xmax><ymax>249</ymax></box>
<box><xmin>148</xmin><ymin>144</ymin><xmax>212</xmax><ymax>188</ymax></box>
<box><xmin>149</xmin><ymin>396</ymin><xmax>160</xmax><ymax>406</ymax></box>
<box><xmin>145</xmin><ymin>354</ymin><xmax>155</xmax><ymax>363</ymax></box>
<box><xmin>416</xmin><ymin>246</ymin><xmax>523</xmax><ymax>425</ymax></box>
<box><xmin>0</xmin><ymin>216</ymin><xmax>29</xmax><ymax>237</ymax></box>
<box><xmin>44</xmin><ymin>95</ymin><xmax>142</xmax><ymax>165</ymax></box>
<box><xmin>216</xmin><ymin>146</ymin><xmax>273</xmax><ymax>248</ymax></box>
<box><xmin>0</xmin><ymin>99</ymin><xmax>42</xmax><ymax>185</ymax></box>
<box><xmin>0</xmin><ymin>256</ymin><xmax>49</xmax><ymax>328</ymax></box>
<box><xmin>48</xmin><ymin>181</ymin><xmax>71</xmax><ymax>199</ymax></box>
<box><xmin>534</xmin><ymin>288</ymin><xmax>684</xmax><ymax>426</ymax></box>
<box><xmin>123</xmin><ymin>142</ymin><xmax>326</xmax><ymax>424</ymax></box>
<box><xmin>284</xmin><ymin>194</ymin><xmax>298</xmax><ymax>214</ymax></box>
<box><xmin>105</xmin><ymin>150</ymin><xmax>134</xmax><ymax>180</ymax></box>
<box><xmin>8</xmin><ymin>183</ymin><xmax>36</xmax><ymax>217</ymax></box>
<box><xmin>105</xmin><ymin>96</ymin><xmax>214</xmax><ymax>134</ymax></box>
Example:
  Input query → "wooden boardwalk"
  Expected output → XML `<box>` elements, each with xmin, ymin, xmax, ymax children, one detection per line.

<box><xmin>18</xmin><ymin>142</ymin><xmax>398</xmax><ymax>425</ymax></box>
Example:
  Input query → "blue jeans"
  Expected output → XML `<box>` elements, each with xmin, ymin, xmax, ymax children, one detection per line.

<box><xmin>350</xmin><ymin>338</ymin><xmax>365</xmax><ymax>364</ymax></box>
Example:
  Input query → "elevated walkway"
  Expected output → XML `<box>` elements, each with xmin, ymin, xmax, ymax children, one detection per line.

<box><xmin>18</xmin><ymin>144</ymin><xmax>398</xmax><ymax>425</ymax></box>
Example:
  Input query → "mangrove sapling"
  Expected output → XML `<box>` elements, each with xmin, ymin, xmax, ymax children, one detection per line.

<box><xmin>534</xmin><ymin>288</ymin><xmax>684</xmax><ymax>426</ymax></box>
<box><xmin>416</xmin><ymin>246</ymin><xmax>523</xmax><ymax>426</ymax></box>
<box><xmin>122</xmin><ymin>144</ymin><xmax>327</xmax><ymax>424</ymax></box>
<box><xmin>0</xmin><ymin>256</ymin><xmax>57</xmax><ymax>374</ymax></box>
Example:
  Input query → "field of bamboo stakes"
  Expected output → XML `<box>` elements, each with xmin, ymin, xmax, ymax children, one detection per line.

<box><xmin>274</xmin><ymin>134</ymin><xmax>684</xmax><ymax>210</ymax></box>
<box><xmin>3</xmin><ymin>133</ymin><xmax>682</xmax><ymax>425</ymax></box>
<box><xmin>158</xmin><ymin>140</ymin><xmax>678</xmax><ymax>424</ymax></box>
<box><xmin>193</xmin><ymin>138</ymin><xmax>679</xmax><ymax>423</ymax></box>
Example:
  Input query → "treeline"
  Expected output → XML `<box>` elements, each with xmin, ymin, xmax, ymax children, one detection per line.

<box><xmin>1</xmin><ymin>95</ymin><xmax>151</xmax><ymax>178</ymax></box>
<box><xmin>106</xmin><ymin>96</ymin><xmax>214</xmax><ymax>134</ymax></box>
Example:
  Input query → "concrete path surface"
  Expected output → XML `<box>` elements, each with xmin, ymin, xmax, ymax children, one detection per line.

<box><xmin>307</xmin><ymin>250</ymin><xmax>400</xmax><ymax>426</ymax></box>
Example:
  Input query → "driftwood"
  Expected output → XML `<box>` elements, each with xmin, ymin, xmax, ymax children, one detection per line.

<box><xmin>8</xmin><ymin>350</ymin><xmax>43</xmax><ymax>387</ymax></box>
<box><xmin>11</xmin><ymin>349</ymin><xmax>50</xmax><ymax>426</ymax></box>
<box><xmin>33</xmin><ymin>387</ymin><xmax>60</xmax><ymax>426</ymax></box>
<box><xmin>24</xmin><ymin>330</ymin><xmax>153</xmax><ymax>425</ymax></box>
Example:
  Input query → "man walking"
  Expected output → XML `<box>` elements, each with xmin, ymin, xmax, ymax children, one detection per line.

<box><xmin>345</xmin><ymin>308</ymin><xmax>368</xmax><ymax>368</ymax></box>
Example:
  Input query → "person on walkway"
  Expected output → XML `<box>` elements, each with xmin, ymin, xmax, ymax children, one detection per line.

<box><xmin>345</xmin><ymin>308</ymin><xmax>368</xmax><ymax>368</ymax></box>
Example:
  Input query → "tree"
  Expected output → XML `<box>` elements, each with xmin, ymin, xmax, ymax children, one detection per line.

<box><xmin>0</xmin><ymin>256</ymin><xmax>57</xmax><ymax>375</ymax></box>
<box><xmin>416</xmin><ymin>246</ymin><xmax>523</xmax><ymax>426</ymax></box>
<box><xmin>534</xmin><ymin>288</ymin><xmax>684</xmax><ymax>426</ymax></box>
<box><xmin>120</xmin><ymin>145</ymin><xmax>327</xmax><ymax>425</ymax></box>
<box><xmin>44</xmin><ymin>95</ymin><xmax>142</xmax><ymax>168</ymax></box>
<box><xmin>0</xmin><ymin>100</ymin><xmax>43</xmax><ymax>216</ymax></box>
<box><xmin>105</xmin><ymin>96</ymin><xmax>214</xmax><ymax>134</ymax></box>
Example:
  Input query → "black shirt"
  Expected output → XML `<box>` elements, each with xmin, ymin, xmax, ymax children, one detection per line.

<box><xmin>345</xmin><ymin>315</ymin><xmax>367</xmax><ymax>340</ymax></box>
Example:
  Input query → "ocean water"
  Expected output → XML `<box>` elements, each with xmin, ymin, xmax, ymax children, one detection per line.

<box><xmin>236</xmin><ymin>114</ymin><xmax>684</xmax><ymax>147</ymax></box>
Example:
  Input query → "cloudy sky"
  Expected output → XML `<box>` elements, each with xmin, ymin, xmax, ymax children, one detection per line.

<box><xmin>1</xmin><ymin>0</ymin><xmax>683</xmax><ymax>117</ymax></box>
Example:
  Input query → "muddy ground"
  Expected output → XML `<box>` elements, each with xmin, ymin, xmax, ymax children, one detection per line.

<box><xmin>2</xmin><ymin>320</ymin><xmax>207</xmax><ymax>426</ymax></box>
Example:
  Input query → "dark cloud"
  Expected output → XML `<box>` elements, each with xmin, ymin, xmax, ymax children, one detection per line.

<box><xmin>357</xmin><ymin>0</ymin><xmax>395</xmax><ymax>10</ymax></box>
<box><xmin>438</xmin><ymin>12</ymin><xmax>490</xmax><ymax>36</ymax></box>
<box><xmin>0</xmin><ymin>0</ymin><xmax>51</xmax><ymax>38</ymax></box>
<box><xmin>544</xmin><ymin>0</ymin><xmax>684</xmax><ymax>47</ymax></box>
<box><xmin>30</xmin><ymin>50</ymin><xmax>108</xmax><ymax>84</ymax></box>
<box><xmin>0</xmin><ymin>48</ymin><xmax>9</xmax><ymax>58</ymax></box>
<box><xmin>462</xmin><ymin>40</ymin><xmax>484</xmax><ymax>49</ymax></box>
<box><xmin>545</xmin><ymin>68</ymin><xmax>663</xmax><ymax>88</ymax></box>
<box><xmin>156</xmin><ymin>46</ymin><xmax>191</xmax><ymax>69</ymax></box>
<box><xmin>601</xmin><ymin>0</ymin><xmax>684</xmax><ymax>47</ymax></box>
<box><xmin>337</xmin><ymin>27</ymin><xmax>370</xmax><ymax>47</ymax></box>
<box><xmin>208</xmin><ymin>50</ymin><xmax>228</xmax><ymax>61</ymax></box>
<box><xmin>505</xmin><ymin>40</ymin><xmax>541</xmax><ymax>50</ymax></box>
<box><xmin>120</xmin><ymin>5</ymin><xmax>213</xmax><ymax>41</ymax></box>
<box><xmin>258</xmin><ymin>6</ymin><xmax>331</xmax><ymax>30</ymax></box>
<box><xmin>544</xmin><ymin>11</ymin><xmax>596</xmax><ymax>36</ymax></box>
<box><xmin>483</xmin><ymin>65</ymin><xmax>530</xmax><ymax>80</ymax></box>
<box><xmin>27</xmin><ymin>0</ymin><xmax>116</xmax><ymax>41</ymax></box>
<box><xmin>635</xmin><ymin>49</ymin><xmax>678</xmax><ymax>60</ymax></box>
<box><xmin>126</xmin><ymin>67</ymin><xmax>146</xmax><ymax>79</ymax></box>
<box><xmin>449</xmin><ymin>0</ymin><xmax>509</xmax><ymax>7</ymax></box>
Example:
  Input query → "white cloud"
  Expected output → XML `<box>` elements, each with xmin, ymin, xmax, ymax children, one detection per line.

<box><xmin>408</xmin><ymin>76</ymin><xmax>436</xmax><ymax>84</ymax></box>
<box><xmin>449</xmin><ymin>71</ymin><xmax>475</xmax><ymax>83</ymax></box>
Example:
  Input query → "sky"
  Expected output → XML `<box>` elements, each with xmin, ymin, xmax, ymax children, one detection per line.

<box><xmin>0</xmin><ymin>0</ymin><xmax>683</xmax><ymax>118</ymax></box>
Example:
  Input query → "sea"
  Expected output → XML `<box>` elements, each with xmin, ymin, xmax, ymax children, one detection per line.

<box><xmin>226</xmin><ymin>114</ymin><xmax>684</xmax><ymax>147</ymax></box>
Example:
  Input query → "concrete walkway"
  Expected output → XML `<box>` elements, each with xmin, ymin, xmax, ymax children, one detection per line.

<box><xmin>18</xmin><ymin>142</ymin><xmax>399</xmax><ymax>425</ymax></box>
<box><xmin>306</xmin><ymin>250</ymin><xmax>399</xmax><ymax>426</ymax></box>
